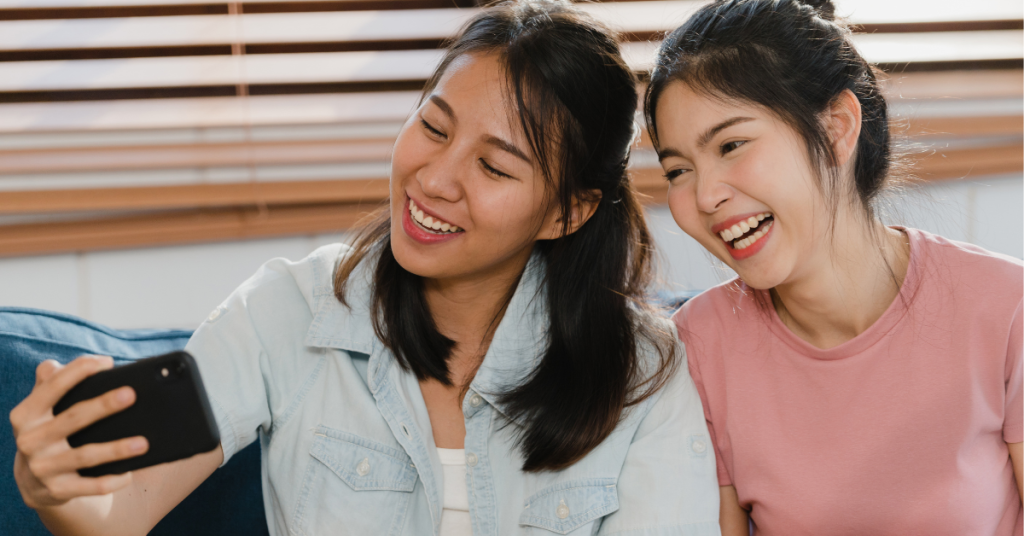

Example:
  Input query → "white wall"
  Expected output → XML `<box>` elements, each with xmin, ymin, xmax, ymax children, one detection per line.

<box><xmin>1</xmin><ymin>175</ymin><xmax>1020</xmax><ymax>330</ymax></box>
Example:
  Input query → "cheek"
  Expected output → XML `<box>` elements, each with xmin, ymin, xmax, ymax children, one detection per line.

<box><xmin>667</xmin><ymin>184</ymin><xmax>705</xmax><ymax>241</ymax></box>
<box><xmin>470</xmin><ymin>181</ymin><xmax>545</xmax><ymax>234</ymax></box>
<box><xmin>390</xmin><ymin>129</ymin><xmax>429</xmax><ymax>185</ymax></box>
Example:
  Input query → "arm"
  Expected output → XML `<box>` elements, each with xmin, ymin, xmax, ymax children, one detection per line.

<box><xmin>11</xmin><ymin>356</ymin><xmax>221</xmax><ymax>536</ymax></box>
<box><xmin>719</xmin><ymin>485</ymin><xmax>750</xmax><ymax>536</ymax></box>
<box><xmin>1009</xmin><ymin>442</ymin><xmax>1023</xmax><ymax>501</ymax></box>
<box><xmin>598</xmin><ymin>333</ymin><xmax>721</xmax><ymax>535</ymax></box>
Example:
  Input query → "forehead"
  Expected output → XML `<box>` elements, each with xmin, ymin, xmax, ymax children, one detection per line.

<box><xmin>429</xmin><ymin>53</ymin><xmax>523</xmax><ymax>137</ymax></box>
<box><xmin>655</xmin><ymin>81</ymin><xmax>766</xmax><ymax>141</ymax></box>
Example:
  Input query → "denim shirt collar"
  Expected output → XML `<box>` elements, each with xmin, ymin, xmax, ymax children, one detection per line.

<box><xmin>304</xmin><ymin>250</ymin><xmax>548</xmax><ymax>426</ymax></box>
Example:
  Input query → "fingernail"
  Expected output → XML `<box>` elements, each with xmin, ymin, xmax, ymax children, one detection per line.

<box><xmin>116</xmin><ymin>388</ymin><xmax>133</xmax><ymax>404</ymax></box>
<box><xmin>130</xmin><ymin>438</ymin><xmax>147</xmax><ymax>452</ymax></box>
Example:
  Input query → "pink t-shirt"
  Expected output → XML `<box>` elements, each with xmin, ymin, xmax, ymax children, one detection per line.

<box><xmin>675</xmin><ymin>228</ymin><xmax>1023</xmax><ymax>536</ymax></box>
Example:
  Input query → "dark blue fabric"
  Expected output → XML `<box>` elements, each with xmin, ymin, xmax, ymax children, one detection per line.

<box><xmin>0</xmin><ymin>307</ymin><xmax>268</xmax><ymax>536</ymax></box>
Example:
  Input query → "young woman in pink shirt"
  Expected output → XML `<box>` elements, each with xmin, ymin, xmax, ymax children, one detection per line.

<box><xmin>643</xmin><ymin>0</ymin><xmax>1023</xmax><ymax>534</ymax></box>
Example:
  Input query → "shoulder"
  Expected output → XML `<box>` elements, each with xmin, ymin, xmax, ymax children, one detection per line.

<box><xmin>671</xmin><ymin>278</ymin><xmax>763</xmax><ymax>342</ymax></box>
<box><xmin>193</xmin><ymin>242</ymin><xmax>356</xmax><ymax>354</ymax></box>
<box><xmin>906</xmin><ymin>227</ymin><xmax>1023</xmax><ymax>305</ymax></box>
<box><xmin>222</xmin><ymin>243</ymin><xmax>353</xmax><ymax>316</ymax></box>
<box><xmin>909</xmin><ymin>228</ymin><xmax>1022</xmax><ymax>279</ymax></box>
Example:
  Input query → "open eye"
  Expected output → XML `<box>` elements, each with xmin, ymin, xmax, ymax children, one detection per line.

<box><xmin>420</xmin><ymin>118</ymin><xmax>446</xmax><ymax>140</ymax></box>
<box><xmin>479</xmin><ymin>158</ymin><xmax>513</xmax><ymax>179</ymax></box>
<box><xmin>720</xmin><ymin>140</ymin><xmax>747</xmax><ymax>155</ymax></box>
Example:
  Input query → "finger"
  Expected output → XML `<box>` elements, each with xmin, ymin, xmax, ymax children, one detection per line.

<box><xmin>32</xmin><ymin>355</ymin><xmax>115</xmax><ymax>411</ymax></box>
<box><xmin>31</xmin><ymin>436</ymin><xmax>148</xmax><ymax>479</ymax></box>
<box><xmin>44</xmin><ymin>472</ymin><xmax>134</xmax><ymax>503</ymax></box>
<box><xmin>38</xmin><ymin>387</ymin><xmax>136</xmax><ymax>448</ymax></box>
<box><xmin>34</xmin><ymin>360</ymin><xmax>62</xmax><ymax>386</ymax></box>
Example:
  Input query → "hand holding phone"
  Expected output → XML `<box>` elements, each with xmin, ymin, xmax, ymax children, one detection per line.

<box><xmin>11</xmin><ymin>355</ymin><xmax>144</xmax><ymax>508</ymax></box>
<box><xmin>53</xmin><ymin>351</ymin><xmax>220</xmax><ymax>477</ymax></box>
<box><xmin>10</xmin><ymin>352</ymin><xmax>220</xmax><ymax>509</ymax></box>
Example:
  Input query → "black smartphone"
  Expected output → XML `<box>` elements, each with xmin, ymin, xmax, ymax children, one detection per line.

<box><xmin>53</xmin><ymin>351</ymin><xmax>220</xmax><ymax>477</ymax></box>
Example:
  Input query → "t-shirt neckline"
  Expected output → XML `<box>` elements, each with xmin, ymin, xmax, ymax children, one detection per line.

<box><xmin>758</xmin><ymin>226</ymin><xmax>922</xmax><ymax>360</ymax></box>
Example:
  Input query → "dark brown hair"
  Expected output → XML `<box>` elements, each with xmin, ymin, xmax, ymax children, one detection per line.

<box><xmin>335</xmin><ymin>0</ymin><xmax>676</xmax><ymax>472</ymax></box>
<box><xmin>644</xmin><ymin>0</ymin><xmax>897</xmax><ymax>217</ymax></box>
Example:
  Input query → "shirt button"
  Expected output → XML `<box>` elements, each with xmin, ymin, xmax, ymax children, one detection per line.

<box><xmin>469</xmin><ymin>394</ymin><xmax>484</xmax><ymax>407</ymax></box>
<box><xmin>556</xmin><ymin>499</ymin><xmax>570</xmax><ymax>519</ymax></box>
<box><xmin>206</xmin><ymin>307</ymin><xmax>222</xmax><ymax>322</ymax></box>
<box><xmin>466</xmin><ymin>452</ymin><xmax>478</xmax><ymax>467</ymax></box>
<box><xmin>692</xmin><ymin>439</ymin><xmax>707</xmax><ymax>454</ymax></box>
<box><xmin>356</xmin><ymin>457</ymin><xmax>371</xmax><ymax>476</ymax></box>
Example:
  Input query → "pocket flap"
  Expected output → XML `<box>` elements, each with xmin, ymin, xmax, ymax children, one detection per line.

<box><xmin>519</xmin><ymin>478</ymin><xmax>619</xmax><ymax>534</ymax></box>
<box><xmin>309</xmin><ymin>425</ymin><xmax>418</xmax><ymax>492</ymax></box>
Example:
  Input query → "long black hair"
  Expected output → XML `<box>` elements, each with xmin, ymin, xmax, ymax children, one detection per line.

<box><xmin>335</xmin><ymin>0</ymin><xmax>676</xmax><ymax>472</ymax></box>
<box><xmin>644</xmin><ymin>0</ymin><xmax>897</xmax><ymax>217</ymax></box>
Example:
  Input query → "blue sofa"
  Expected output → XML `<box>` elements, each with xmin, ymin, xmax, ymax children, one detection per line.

<box><xmin>0</xmin><ymin>307</ymin><xmax>269</xmax><ymax>536</ymax></box>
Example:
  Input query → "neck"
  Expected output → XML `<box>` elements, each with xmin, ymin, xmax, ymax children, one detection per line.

<box><xmin>422</xmin><ymin>247</ymin><xmax>532</xmax><ymax>382</ymax></box>
<box><xmin>771</xmin><ymin>218</ymin><xmax>910</xmax><ymax>349</ymax></box>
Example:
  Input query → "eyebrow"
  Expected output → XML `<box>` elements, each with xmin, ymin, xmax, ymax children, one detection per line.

<box><xmin>428</xmin><ymin>95</ymin><xmax>456</xmax><ymax>124</ymax></box>
<box><xmin>657</xmin><ymin>147</ymin><xmax>684</xmax><ymax>162</ymax></box>
<box><xmin>483</xmin><ymin>135</ymin><xmax>532</xmax><ymax>164</ymax></box>
<box><xmin>697</xmin><ymin>116</ymin><xmax>755</xmax><ymax>149</ymax></box>
<box><xmin>428</xmin><ymin>94</ymin><xmax>530</xmax><ymax>164</ymax></box>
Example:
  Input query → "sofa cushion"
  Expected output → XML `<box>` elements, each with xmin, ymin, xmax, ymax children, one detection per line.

<box><xmin>0</xmin><ymin>307</ymin><xmax>268</xmax><ymax>536</ymax></box>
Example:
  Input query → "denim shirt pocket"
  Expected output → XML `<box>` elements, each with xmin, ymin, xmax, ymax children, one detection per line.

<box><xmin>519</xmin><ymin>478</ymin><xmax>620</xmax><ymax>534</ymax></box>
<box><xmin>309</xmin><ymin>428</ymin><xmax>418</xmax><ymax>491</ymax></box>
<box><xmin>293</xmin><ymin>425</ymin><xmax>418</xmax><ymax>536</ymax></box>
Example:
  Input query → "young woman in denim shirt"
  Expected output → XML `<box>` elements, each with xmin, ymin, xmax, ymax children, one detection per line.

<box><xmin>11</xmin><ymin>1</ymin><xmax>720</xmax><ymax>534</ymax></box>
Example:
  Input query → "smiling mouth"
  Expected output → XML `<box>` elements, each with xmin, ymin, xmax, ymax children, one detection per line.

<box><xmin>409</xmin><ymin>198</ymin><xmax>462</xmax><ymax>234</ymax></box>
<box><xmin>719</xmin><ymin>212</ymin><xmax>774</xmax><ymax>250</ymax></box>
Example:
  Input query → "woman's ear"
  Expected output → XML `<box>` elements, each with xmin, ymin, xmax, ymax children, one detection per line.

<box><xmin>827</xmin><ymin>89</ymin><xmax>862</xmax><ymax>168</ymax></box>
<box><xmin>537</xmin><ymin>189</ymin><xmax>603</xmax><ymax>240</ymax></box>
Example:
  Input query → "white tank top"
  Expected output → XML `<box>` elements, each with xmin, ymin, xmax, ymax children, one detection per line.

<box><xmin>436</xmin><ymin>448</ymin><xmax>473</xmax><ymax>536</ymax></box>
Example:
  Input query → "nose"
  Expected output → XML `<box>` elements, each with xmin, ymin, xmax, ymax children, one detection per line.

<box><xmin>417</xmin><ymin>146</ymin><xmax>464</xmax><ymax>203</ymax></box>
<box><xmin>694</xmin><ymin>169</ymin><xmax>732</xmax><ymax>214</ymax></box>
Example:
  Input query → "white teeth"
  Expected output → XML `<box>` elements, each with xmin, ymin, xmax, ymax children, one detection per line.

<box><xmin>718</xmin><ymin>213</ymin><xmax>774</xmax><ymax>245</ymax></box>
<box><xmin>408</xmin><ymin>199</ymin><xmax>461</xmax><ymax>234</ymax></box>
<box><xmin>732</xmin><ymin>220</ymin><xmax>773</xmax><ymax>250</ymax></box>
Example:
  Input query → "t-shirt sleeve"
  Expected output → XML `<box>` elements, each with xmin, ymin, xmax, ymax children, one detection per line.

<box><xmin>1004</xmin><ymin>300</ymin><xmax>1023</xmax><ymax>444</ymax></box>
<box><xmin>674</xmin><ymin>307</ymin><xmax>733</xmax><ymax>487</ymax></box>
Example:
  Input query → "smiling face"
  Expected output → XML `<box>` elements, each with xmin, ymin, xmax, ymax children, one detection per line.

<box><xmin>389</xmin><ymin>52</ymin><xmax>562</xmax><ymax>284</ymax></box>
<box><xmin>654</xmin><ymin>81</ymin><xmax>835</xmax><ymax>290</ymax></box>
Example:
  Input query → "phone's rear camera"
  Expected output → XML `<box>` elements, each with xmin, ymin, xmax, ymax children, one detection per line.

<box><xmin>161</xmin><ymin>368</ymin><xmax>169</xmax><ymax>377</ymax></box>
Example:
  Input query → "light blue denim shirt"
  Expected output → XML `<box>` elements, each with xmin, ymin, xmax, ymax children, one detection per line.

<box><xmin>186</xmin><ymin>243</ymin><xmax>720</xmax><ymax>536</ymax></box>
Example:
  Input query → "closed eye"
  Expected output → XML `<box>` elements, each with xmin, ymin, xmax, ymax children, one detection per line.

<box><xmin>420</xmin><ymin>118</ymin><xmax>446</xmax><ymax>139</ymax></box>
<box><xmin>480</xmin><ymin>158</ymin><xmax>513</xmax><ymax>179</ymax></box>
<box><xmin>664</xmin><ymin>168</ymin><xmax>690</xmax><ymax>182</ymax></box>
<box><xmin>720</xmin><ymin>140</ymin><xmax>746</xmax><ymax>155</ymax></box>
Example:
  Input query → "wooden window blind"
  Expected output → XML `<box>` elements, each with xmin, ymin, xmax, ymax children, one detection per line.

<box><xmin>0</xmin><ymin>0</ymin><xmax>1020</xmax><ymax>256</ymax></box>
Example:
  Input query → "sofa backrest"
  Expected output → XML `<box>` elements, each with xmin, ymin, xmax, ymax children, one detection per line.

<box><xmin>0</xmin><ymin>307</ymin><xmax>268</xmax><ymax>536</ymax></box>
